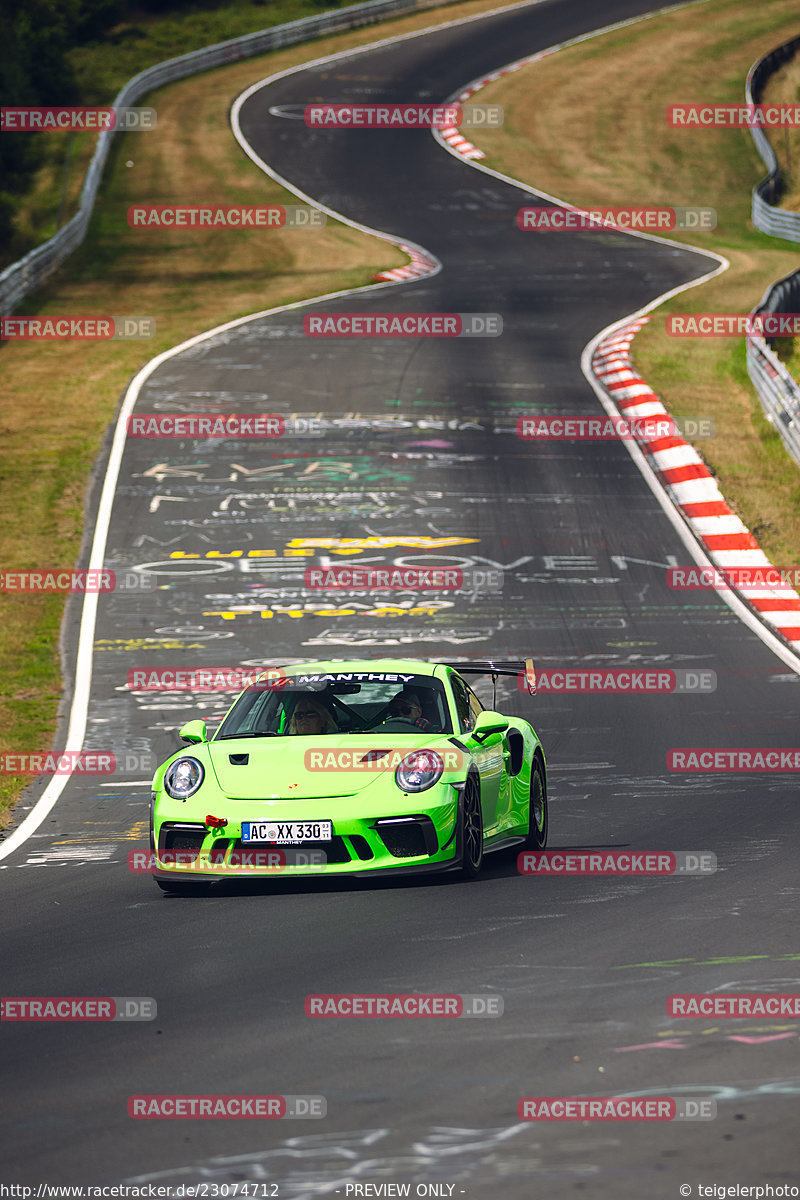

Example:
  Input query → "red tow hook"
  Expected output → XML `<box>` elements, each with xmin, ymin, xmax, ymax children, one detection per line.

<box><xmin>205</xmin><ymin>814</ymin><xmax>228</xmax><ymax>829</ymax></box>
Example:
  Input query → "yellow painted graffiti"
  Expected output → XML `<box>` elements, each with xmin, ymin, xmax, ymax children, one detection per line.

<box><xmin>203</xmin><ymin>605</ymin><xmax>451</xmax><ymax>621</ymax></box>
<box><xmin>170</xmin><ymin>536</ymin><xmax>479</xmax><ymax>560</ymax></box>
<box><xmin>94</xmin><ymin>638</ymin><xmax>207</xmax><ymax>651</ymax></box>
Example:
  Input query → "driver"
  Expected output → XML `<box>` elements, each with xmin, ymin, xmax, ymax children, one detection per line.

<box><xmin>385</xmin><ymin>689</ymin><xmax>432</xmax><ymax>731</ymax></box>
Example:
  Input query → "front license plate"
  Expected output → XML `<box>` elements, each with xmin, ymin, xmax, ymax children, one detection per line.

<box><xmin>241</xmin><ymin>820</ymin><xmax>332</xmax><ymax>844</ymax></box>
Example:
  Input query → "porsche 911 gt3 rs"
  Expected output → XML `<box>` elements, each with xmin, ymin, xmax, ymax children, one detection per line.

<box><xmin>148</xmin><ymin>657</ymin><xmax>546</xmax><ymax>892</ymax></box>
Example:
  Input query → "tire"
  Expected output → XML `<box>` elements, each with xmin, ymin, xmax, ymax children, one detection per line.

<box><xmin>525</xmin><ymin>759</ymin><xmax>548</xmax><ymax>849</ymax></box>
<box><xmin>460</xmin><ymin>772</ymin><xmax>484</xmax><ymax>879</ymax></box>
<box><xmin>154</xmin><ymin>877</ymin><xmax>212</xmax><ymax>896</ymax></box>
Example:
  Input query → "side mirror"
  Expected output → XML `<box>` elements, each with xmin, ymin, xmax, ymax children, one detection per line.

<box><xmin>472</xmin><ymin>710</ymin><xmax>509</xmax><ymax>742</ymax></box>
<box><xmin>179</xmin><ymin>719</ymin><xmax>207</xmax><ymax>744</ymax></box>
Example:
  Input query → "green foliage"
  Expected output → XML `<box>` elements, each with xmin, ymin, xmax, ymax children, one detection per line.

<box><xmin>0</xmin><ymin>0</ymin><xmax>114</xmax><ymax>254</ymax></box>
<box><xmin>1</xmin><ymin>0</ymin><xmax>355</xmax><ymax>258</ymax></box>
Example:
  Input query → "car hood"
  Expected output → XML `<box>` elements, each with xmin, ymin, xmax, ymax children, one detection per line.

<box><xmin>206</xmin><ymin>733</ymin><xmax>457</xmax><ymax>799</ymax></box>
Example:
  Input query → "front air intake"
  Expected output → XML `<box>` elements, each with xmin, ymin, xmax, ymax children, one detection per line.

<box><xmin>161</xmin><ymin>824</ymin><xmax>206</xmax><ymax>858</ymax></box>
<box><xmin>375</xmin><ymin>817</ymin><xmax>437</xmax><ymax>858</ymax></box>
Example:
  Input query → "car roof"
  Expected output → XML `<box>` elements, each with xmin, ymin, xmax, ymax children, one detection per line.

<box><xmin>260</xmin><ymin>659</ymin><xmax>445</xmax><ymax>679</ymax></box>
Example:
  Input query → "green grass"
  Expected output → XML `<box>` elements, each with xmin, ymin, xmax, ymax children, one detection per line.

<box><xmin>70</xmin><ymin>0</ymin><xmax>359</xmax><ymax>103</ymax></box>
<box><xmin>474</xmin><ymin>0</ymin><xmax>800</xmax><ymax>566</ymax></box>
<box><xmin>4</xmin><ymin>0</ymin><xmax>389</xmax><ymax>265</ymax></box>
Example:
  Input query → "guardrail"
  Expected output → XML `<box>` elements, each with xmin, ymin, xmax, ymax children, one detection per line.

<box><xmin>747</xmin><ymin>270</ymin><xmax>800</xmax><ymax>468</ymax></box>
<box><xmin>747</xmin><ymin>34</ymin><xmax>800</xmax><ymax>240</ymax></box>
<box><xmin>743</xmin><ymin>35</ymin><xmax>800</xmax><ymax>468</ymax></box>
<box><xmin>0</xmin><ymin>0</ymin><xmax>456</xmax><ymax>315</ymax></box>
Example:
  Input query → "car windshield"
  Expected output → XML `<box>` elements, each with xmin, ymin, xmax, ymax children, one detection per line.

<box><xmin>215</xmin><ymin>671</ymin><xmax>452</xmax><ymax>738</ymax></box>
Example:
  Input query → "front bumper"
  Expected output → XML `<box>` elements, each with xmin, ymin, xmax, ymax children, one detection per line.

<box><xmin>151</xmin><ymin>787</ymin><xmax>461</xmax><ymax>881</ymax></box>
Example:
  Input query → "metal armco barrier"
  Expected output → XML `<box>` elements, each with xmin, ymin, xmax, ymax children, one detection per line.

<box><xmin>748</xmin><ymin>271</ymin><xmax>800</xmax><ymax>469</ymax></box>
<box><xmin>0</xmin><ymin>0</ymin><xmax>458</xmax><ymax>315</ymax></box>
<box><xmin>743</xmin><ymin>35</ymin><xmax>800</xmax><ymax>467</ymax></box>
<box><xmin>747</xmin><ymin>34</ymin><xmax>800</xmax><ymax>241</ymax></box>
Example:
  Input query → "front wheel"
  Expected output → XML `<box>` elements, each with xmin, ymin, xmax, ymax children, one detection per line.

<box><xmin>525</xmin><ymin>759</ymin><xmax>548</xmax><ymax>849</ymax></box>
<box><xmin>460</xmin><ymin>773</ymin><xmax>484</xmax><ymax>879</ymax></box>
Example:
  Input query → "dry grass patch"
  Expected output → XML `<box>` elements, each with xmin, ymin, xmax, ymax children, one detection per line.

<box><xmin>473</xmin><ymin>0</ymin><xmax>800</xmax><ymax>562</ymax></box>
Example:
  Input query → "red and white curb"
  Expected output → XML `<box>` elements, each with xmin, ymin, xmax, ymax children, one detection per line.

<box><xmin>373</xmin><ymin>243</ymin><xmax>438</xmax><ymax>282</ymax></box>
<box><xmin>439</xmin><ymin>125</ymin><xmax>485</xmax><ymax>160</ymax></box>
<box><xmin>592</xmin><ymin>318</ymin><xmax>800</xmax><ymax>651</ymax></box>
<box><xmin>456</xmin><ymin>58</ymin><xmax>538</xmax><ymax>101</ymax></box>
<box><xmin>442</xmin><ymin>49</ymin><xmax>561</xmax><ymax>161</ymax></box>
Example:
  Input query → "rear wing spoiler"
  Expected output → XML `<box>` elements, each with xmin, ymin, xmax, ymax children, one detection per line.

<box><xmin>443</xmin><ymin>658</ymin><xmax>536</xmax><ymax>696</ymax></box>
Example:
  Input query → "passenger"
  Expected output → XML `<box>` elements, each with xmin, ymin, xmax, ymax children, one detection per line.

<box><xmin>287</xmin><ymin>697</ymin><xmax>337</xmax><ymax>735</ymax></box>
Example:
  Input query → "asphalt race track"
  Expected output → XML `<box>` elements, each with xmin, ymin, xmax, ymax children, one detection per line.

<box><xmin>2</xmin><ymin>0</ymin><xmax>799</xmax><ymax>1194</ymax></box>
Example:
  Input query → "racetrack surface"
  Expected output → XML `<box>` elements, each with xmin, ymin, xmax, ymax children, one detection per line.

<box><xmin>2</xmin><ymin>0</ymin><xmax>799</xmax><ymax>1193</ymax></box>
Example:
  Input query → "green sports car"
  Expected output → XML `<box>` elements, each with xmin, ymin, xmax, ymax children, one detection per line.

<box><xmin>148</xmin><ymin>657</ymin><xmax>547</xmax><ymax>893</ymax></box>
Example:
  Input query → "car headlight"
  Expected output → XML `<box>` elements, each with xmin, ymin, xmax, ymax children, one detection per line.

<box><xmin>163</xmin><ymin>757</ymin><xmax>205</xmax><ymax>799</ymax></box>
<box><xmin>395</xmin><ymin>750</ymin><xmax>444</xmax><ymax>793</ymax></box>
